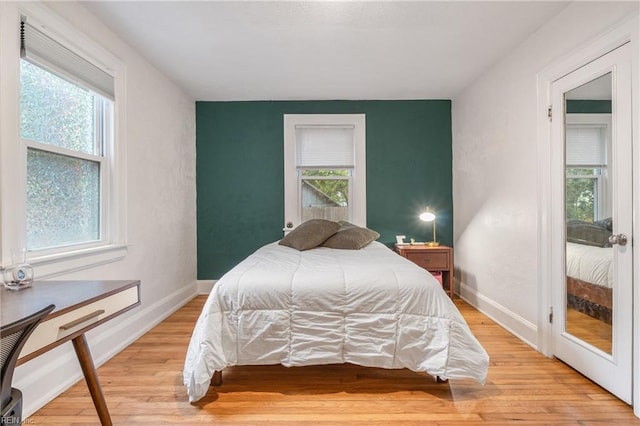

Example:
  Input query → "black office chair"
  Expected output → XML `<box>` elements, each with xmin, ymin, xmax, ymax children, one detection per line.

<box><xmin>1</xmin><ymin>304</ymin><xmax>55</xmax><ymax>424</ymax></box>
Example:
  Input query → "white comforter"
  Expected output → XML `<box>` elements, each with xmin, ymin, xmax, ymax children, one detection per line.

<box><xmin>566</xmin><ymin>242</ymin><xmax>613</xmax><ymax>288</ymax></box>
<box><xmin>183</xmin><ymin>241</ymin><xmax>489</xmax><ymax>402</ymax></box>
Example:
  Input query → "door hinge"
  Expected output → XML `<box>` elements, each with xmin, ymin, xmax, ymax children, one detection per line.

<box><xmin>547</xmin><ymin>105</ymin><xmax>552</xmax><ymax>122</ymax></box>
<box><xmin>549</xmin><ymin>306</ymin><xmax>553</xmax><ymax>324</ymax></box>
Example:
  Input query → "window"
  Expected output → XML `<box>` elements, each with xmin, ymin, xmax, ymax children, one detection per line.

<box><xmin>21</xmin><ymin>59</ymin><xmax>111</xmax><ymax>250</ymax></box>
<box><xmin>565</xmin><ymin>115</ymin><xmax>611</xmax><ymax>222</ymax></box>
<box><xmin>284</xmin><ymin>114</ymin><xmax>366</xmax><ymax>229</ymax></box>
<box><xmin>0</xmin><ymin>6</ymin><xmax>126</xmax><ymax>278</ymax></box>
<box><xmin>565</xmin><ymin>167</ymin><xmax>601</xmax><ymax>221</ymax></box>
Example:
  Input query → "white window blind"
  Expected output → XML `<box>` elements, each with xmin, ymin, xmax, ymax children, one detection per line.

<box><xmin>296</xmin><ymin>126</ymin><xmax>355</xmax><ymax>168</ymax></box>
<box><xmin>566</xmin><ymin>125</ymin><xmax>606</xmax><ymax>166</ymax></box>
<box><xmin>21</xmin><ymin>20</ymin><xmax>114</xmax><ymax>100</ymax></box>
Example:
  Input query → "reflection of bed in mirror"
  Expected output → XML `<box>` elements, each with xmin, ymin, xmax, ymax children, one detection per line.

<box><xmin>565</xmin><ymin>242</ymin><xmax>612</xmax><ymax>324</ymax></box>
<box><xmin>565</xmin><ymin>218</ymin><xmax>613</xmax><ymax>324</ymax></box>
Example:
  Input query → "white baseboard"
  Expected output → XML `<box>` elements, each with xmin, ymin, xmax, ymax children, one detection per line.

<box><xmin>18</xmin><ymin>280</ymin><xmax>199</xmax><ymax>419</ymax></box>
<box><xmin>458</xmin><ymin>281</ymin><xmax>538</xmax><ymax>350</ymax></box>
<box><xmin>197</xmin><ymin>279</ymin><xmax>216</xmax><ymax>294</ymax></box>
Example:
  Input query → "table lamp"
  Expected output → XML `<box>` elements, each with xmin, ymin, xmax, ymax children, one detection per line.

<box><xmin>419</xmin><ymin>207</ymin><xmax>439</xmax><ymax>247</ymax></box>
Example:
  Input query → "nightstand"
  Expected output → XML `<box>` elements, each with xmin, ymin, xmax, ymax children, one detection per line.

<box><xmin>394</xmin><ymin>244</ymin><xmax>454</xmax><ymax>299</ymax></box>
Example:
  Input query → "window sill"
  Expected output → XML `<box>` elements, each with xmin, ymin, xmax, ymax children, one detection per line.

<box><xmin>28</xmin><ymin>244</ymin><xmax>129</xmax><ymax>280</ymax></box>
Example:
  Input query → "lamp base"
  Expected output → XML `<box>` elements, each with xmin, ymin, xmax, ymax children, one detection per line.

<box><xmin>426</xmin><ymin>241</ymin><xmax>440</xmax><ymax>247</ymax></box>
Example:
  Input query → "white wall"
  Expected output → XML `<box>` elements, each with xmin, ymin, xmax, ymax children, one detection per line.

<box><xmin>0</xmin><ymin>1</ymin><xmax>197</xmax><ymax>417</ymax></box>
<box><xmin>452</xmin><ymin>2</ymin><xmax>638</xmax><ymax>346</ymax></box>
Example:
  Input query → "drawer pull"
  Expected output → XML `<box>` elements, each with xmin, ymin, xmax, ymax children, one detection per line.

<box><xmin>59</xmin><ymin>310</ymin><xmax>105</xmax><ymax>331</ymax></box>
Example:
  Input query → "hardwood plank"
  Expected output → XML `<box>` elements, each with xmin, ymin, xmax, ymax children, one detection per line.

<box><xmin>27</xmin><ymin>296</ymin><xmax>639</xmax><ymax>424</ymax></box>
<box><xmin>566</xmin><ymin>307</ymin><xmax>612</xmax><ymax>353</ymax></box>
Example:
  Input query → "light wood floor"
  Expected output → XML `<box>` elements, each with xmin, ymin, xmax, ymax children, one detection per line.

<box><xmin>566</xmin><ymin>308</ymin><xmax>612</xmax><ymax>354</ymax></box>
<box><xmin>28</xmin><ymin>296</ymin><xmax>639</xmax><ymax>425</ymax></box>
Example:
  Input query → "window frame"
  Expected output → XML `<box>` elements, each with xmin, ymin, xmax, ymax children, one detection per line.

<box><xmin>283</xmin><ymin>114</ymin><xmax>366</xmax><ymax>230</ymax></box>
<box><xmin>0</xmin><ymin>2</ymin><xmax>127</xmax><ymax>279</ymax></box>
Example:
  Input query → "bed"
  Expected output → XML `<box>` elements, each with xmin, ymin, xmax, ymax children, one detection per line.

<box><xmin>565</xmin><ymin>242</ymin><xmax>613</xmax><ymax>324</ymax></box>
<box><xmin>183</xmin><ymin>222</ymin><xmax>489</xmax><ymax>403</ymax></box>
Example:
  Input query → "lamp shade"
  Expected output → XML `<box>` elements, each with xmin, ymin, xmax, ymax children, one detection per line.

<box><xmin>419</xmin><ymin>208</ymin><xmax>436</xmax><ymax>222</ymax></box>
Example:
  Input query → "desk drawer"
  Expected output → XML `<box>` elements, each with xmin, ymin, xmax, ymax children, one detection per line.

<box><xmin>406</xmin><ymin>251</ymin><xmax>449</xmax><ymax>270</ymax></box>
<box><xmin>20</xmin><ymin>286</ymin><xmax>139</xmax><ymax>359</ymax></box>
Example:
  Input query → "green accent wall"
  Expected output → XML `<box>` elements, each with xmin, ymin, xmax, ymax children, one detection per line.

<box><xmin>566</xmin><ymin>100</ymin><xmax>612</xmax><ymax>114</ymax></box>
<box><xmin>196</xmin><ymin>100</ymin><xmax>452</xmax><ymax>279</ymax></box>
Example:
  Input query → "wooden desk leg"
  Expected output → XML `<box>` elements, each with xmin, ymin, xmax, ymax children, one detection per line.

<box><xmin>72</xmin><ymin>334</ymin><xmax>113</xmax><ymax>426</ymax></box>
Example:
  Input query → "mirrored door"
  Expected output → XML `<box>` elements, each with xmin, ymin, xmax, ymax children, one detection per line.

<box><xmin>564</xmin><ymin>73</ymin><xmax>613</xmax><ymax>354</ymax></box>
<box><xmin>551</xmin><ymin>43</ymin><xmax>632</xmax><ymax>404</ymax></box>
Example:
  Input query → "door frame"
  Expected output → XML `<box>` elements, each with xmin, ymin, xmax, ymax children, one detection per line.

<box><xmin>536</xmin><ymin>14</ymin><xmax>639</xmax><ymax>415</ymax></box>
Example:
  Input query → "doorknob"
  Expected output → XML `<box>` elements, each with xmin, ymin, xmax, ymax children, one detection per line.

<box><xmin>609</xmin><ymin>234</ymin><xmax>628</xmax><ymax>246</ymax></box>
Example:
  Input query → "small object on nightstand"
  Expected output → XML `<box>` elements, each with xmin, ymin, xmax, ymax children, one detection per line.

<box><xmin>394</xmin><ymin>243</ymin><xmax>454</xmax><ymax>299</ymax></box>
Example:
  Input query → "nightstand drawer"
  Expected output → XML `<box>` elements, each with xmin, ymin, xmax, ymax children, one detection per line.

<box><xmin>406</xmin><ymin>251</ymin><xmax>449</xmax><ymax>269</ymax></box>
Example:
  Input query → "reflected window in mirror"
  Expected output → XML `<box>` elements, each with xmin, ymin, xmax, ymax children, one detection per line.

<box><xmin>565</xmin><ymin>127</ymin><xmax>607</xmax><ymax>223</ymax></box>
<box><xmin>565</xmin><ymin>73</ymin><xmax>612</xmax><ymax>225</ymax></box>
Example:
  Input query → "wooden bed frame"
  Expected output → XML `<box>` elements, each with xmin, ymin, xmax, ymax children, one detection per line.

<box><xmin>566</xmin><ymin>276</ymin><xmax>612</xmax><ymax>324</ymax></box>
<box><xmin>209</xmin><ymin>368</ymin><xmax>448</xmax><ymax>387</ymax></box>
<box><xmin>212</xmin><ymin>370</ymin><xmax>222</xmax><ymax>386</ymax></box>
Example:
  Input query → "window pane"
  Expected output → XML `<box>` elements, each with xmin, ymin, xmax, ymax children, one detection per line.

<box><xmin>27</xmin><ymin>149</ymin><xmax>100</xmax><ymax>250</ymax></box>
<box><xmin>301</xmin><ymin>169</ymin><xmax>349</xmax><ymax>178</ymax></box>
<box><xmin>566</xmin><ymin>176</ymin><xmax>596</xmax><ymax>222</ymax></box>
<box><xmin>301</xmin><ymin>172</ymin><xmax>349</xmax><ymax>222</ymax></box>
<box><xmin>20</xmin><ymin>59</ymin><xmax>97</xmax><ymax>155</ymax></box>
<box><xmin>567</xmin><ymin>168</ymin><xmax>598</xmax><ymax>177</ymax></box>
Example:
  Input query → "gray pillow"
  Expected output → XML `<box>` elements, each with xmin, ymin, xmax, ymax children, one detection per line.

<box><xmin>594</xmin><ymin>217</ymin><xmax>613</xmax><ymax>231</ymax></box>
<box><xmin>322</xmin><ymin>221</ymin><xmax>380</xmax><ymax>250</ymax></box>
<box><xmin>567</xmin><ymin>220</ymin><xmax>612</xmax><ymax>247</ymax></box>
<box><xmin>278</xmin><ymin>219</ymin><xmax>340</xmax><ymax>251</ymax></box>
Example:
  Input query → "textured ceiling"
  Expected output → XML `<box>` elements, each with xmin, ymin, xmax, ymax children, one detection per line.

<box><xmin>82</xmin><ymin>1</ymin><xmax>570</xmax><ymax>101</ymax></box>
